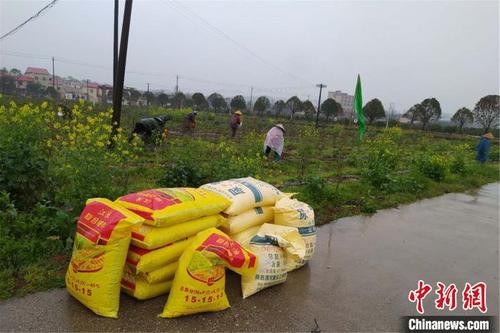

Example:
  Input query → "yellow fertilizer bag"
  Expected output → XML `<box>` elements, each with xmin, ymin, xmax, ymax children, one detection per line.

<box><xmin>140</xmin><ymin>261</ymin><xmax>179</xmax><ymax>284</ymax></box>
<box><xmin>115</xmin><ymin>188</ymin><xmax>230</xmax><ymax>227</ymax></box>
<box><xmin>242</xmin><ymin>223</ymin><xmax>305</xmax><ymax>298</ymax></box>
<box><xmin>231</xmin><ymin>225</ymin><xmax>261</xmax><ymax>248</ymax></box>
<box><xmin>161</xmin><ymin>228</ymin><xmax>258</xmax><ymax>318</ymax></box>
<box><xmin>127</xmin><ymin>238</ymin><xmax>192</xmax><ymax>273</ymax></box>
<box><xmin>200</xmin><ymin>177</ymin><xmax>283</xmax><ymax>216</ymax></box>
<box><xmin>131</xmin><ymin>215</ymin><xmax>224</xmax><ymax>249</ymax></box>
<box><xmin>65</xmin><ymin>198</ymin><xmax>143</xmax><ymax>318</ymax></box>
<box><xmin>220</xmin><ymin>207</ymin><xmax>274</xmax><ymax>235</ymax></box>
<box><xmin>122</xmin><ymin>265</ymin><xmax>173</xmax><ymax>300</ymax></box>
<box><xmin>274</xmin><ymin>197</ymin><xmax>317</xmax><ymax>271</ymax></box>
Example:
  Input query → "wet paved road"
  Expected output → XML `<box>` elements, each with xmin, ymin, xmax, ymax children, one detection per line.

<box><xmin>1</xmin><ymin>183</ymin><xmax>498</xmax><ymax>332</ymax></box>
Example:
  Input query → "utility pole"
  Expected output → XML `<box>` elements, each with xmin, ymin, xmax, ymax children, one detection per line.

<box><xmin>113</xmin><ymin>0</ymin><xmax>118</xmax><ymax>89</ymax></box>
<box><xmin>111</xmin><ymin>0</ymin><xmax>133</xmax><ymax>137</ymax></box>
<box><xmin>249</xmin><ymin>86</ymin><xmax>253</xmax><ymax>112</ymax></box>
<box><xmin>86</xmin><ymin>79</ymin><xmax>89</xmax><ymax>101</ymax></box>
<box><xmin>315</xmin><ymin>83</ymin><xmax>327</xmax><ymax>128</ymax></box>
<box><xmin>146</xmin><ymin>83</ymin><xmax>150</xmax><ymax>106</ymax></box>
<box><xmin>175</xmin><ymin>75</ymin><xmax>179</xmax><ymax>94</ymax></box>
<box><xmin>52</xmin><ymin>57</ymin><xmax>55</xmax><ymax>90</ymax></box>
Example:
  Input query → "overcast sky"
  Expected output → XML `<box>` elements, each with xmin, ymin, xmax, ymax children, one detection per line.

<box><xmin>1</xmin><ymin>0</ymin><xmax>498</xmax><ymax>117</ymax></box>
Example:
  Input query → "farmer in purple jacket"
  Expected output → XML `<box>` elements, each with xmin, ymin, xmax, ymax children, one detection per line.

<box><xmin>263</xmin><ymin>124</ymin><xmax>285</xmax><ymax>161</ymax></box>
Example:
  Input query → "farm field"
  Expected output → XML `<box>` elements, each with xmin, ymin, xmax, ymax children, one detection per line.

<box><xmin>0</xmin><ymin>99</ymin><xmax>499</xmax><ymax>299</ymax></box>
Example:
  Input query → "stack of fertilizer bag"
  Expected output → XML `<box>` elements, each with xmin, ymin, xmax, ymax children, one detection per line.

<box><xmin>64</xmin><ymin>178</ymin><xmax>316</xmax><ymax>319</ymax></box>
<box><xmin>64</xmin><ymin>189</ymin><xmax>230</xmax><ymax>318</ymax></box>
<box><xmin>200</xmin><ymin>177</ymin><xmax>317</xmax><ymax>299</ymax></box>
<box><xmin>114</xmin><ymin>188</ymin><xmax>230</xmax><ymax>300</ymax></box>
<box><xmin>242</xmin><ymin>193</ymin><xmax>317</xmax><ymax>298</ymax></box>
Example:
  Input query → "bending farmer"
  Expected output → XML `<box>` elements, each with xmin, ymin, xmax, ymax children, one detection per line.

<box><xmin>263</xmin><ymin>124</ymin><xmax>285</xmax><ymax>161</ymax></box>
<box><xmin>230</xmin><ymin>110</ymin><xmax>242</xmax><ymax>138</ymax></box>
<box><xmin>183</xmin><ymin>110</ymin><xmax>198</xmax><ymax>134</ymax></box>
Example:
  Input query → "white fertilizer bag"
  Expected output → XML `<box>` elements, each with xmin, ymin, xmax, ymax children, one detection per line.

<box><xmin>274</xmin><ymin>197</ymin><xmax>316</xmax><ymax>271</ymax></box>
<box><xmin>201</xmin><ymin>177</ymin><xmax>283</xmax><ymax>216</ymax></box>
<box><xmin>241</xmin><ymin>223</ymin><xmax>305</xmax><ymax>298</ymax></box>
<box><xmin>220</xmin><ymin>206</ymin><xmax>274</xmax><ymax>235</ymax></box>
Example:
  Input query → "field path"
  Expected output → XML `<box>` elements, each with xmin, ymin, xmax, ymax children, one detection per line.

<box><xmin>1</xmin><ymin>183</ymin><xmax>498</xmax><ymax>332</ymax></box>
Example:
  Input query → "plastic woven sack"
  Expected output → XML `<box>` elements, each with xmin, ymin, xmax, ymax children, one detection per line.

<box><xmin>115</xmin><ymin>188</ymin><xmax>230</xmax><ymax>227</ymax></box>
<box><xmin>220</xmin><ymin>207</ymin><xmax>273</xmax><ymax>235</ymax></box>
<box><xmin>65</xmin><ymin>198</ymin><xmax>143</xmax><ymax>318</ymax></box>
<box><xmin>230</xmin><ymin>225</ymin><xmax>261</xmax><ymax>248</ymax></box>
<box><xmin>160</xmin><ymin>228</ymin><xmax>257</xmax><ymax>318</ymax></box>
<box><xmin>127</xmin><ymin>238</ymin><xmax>192</xmax><ymax>273</ymax></box>
<box><xmin>274</xmin><ymin>197</ymin><xmax>317</xmax><ymax>271</ymax></box>
<box><xmin>242</xmin><ymin>223</ymin><xmax>305</xmax><ymax>298</ymax></box>
<box><xmin>131</xmin><ymin>215</ymin><xmax>223</xmax><ymax>249</ymax></box>
<box><xmin>139</xmin><ymin>261</ymin><xmax>178</xmax><ymax>284</ymax></box>
<box><xmin>200</xmin><ymin>177</ymin><xmax>283</xmax><ymax>216</ymax></box>
<box><xmin>122</xmin><ymin>265</ymin><xmax>172</xmax><ymax>300</ymax></box>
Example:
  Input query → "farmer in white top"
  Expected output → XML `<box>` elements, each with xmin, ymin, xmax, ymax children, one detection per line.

<box><xmin>263</xmin><ymin>124</ymin><xmax>285</xmax><ymax>161</ymax></box>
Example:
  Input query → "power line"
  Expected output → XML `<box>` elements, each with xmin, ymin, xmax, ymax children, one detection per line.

<box><xmin>0</xmin><ymin>0</ymin><xmax>59</xmax><ymax>41</ymax></box>
<box><xmin>1</xmin><ymin>50</ymin><xmax>317</xmax><ymax>96</ymax></box>
<box><xmin>0</xmin><ymin>1</ymin><xmax>319</xmax><ymax>96</ymax></box>
<box><xmin>163</xmin><ymin>0</ymin><xmax>314</xmax><ymax>87</ymax></box>
<box><xmin>0</xmin><ymin>50</ymin><xmax>168</xmax><ymax>76</ymax></box>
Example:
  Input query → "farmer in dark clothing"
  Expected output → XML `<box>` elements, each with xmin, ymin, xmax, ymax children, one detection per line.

<box><xmin>183</xmin><ymin>110</ymin><xmax>198</xmax><ymax>134</ymax></box>
<box><xmin>230</xmin><ymin>110</ymin><xmax>242</xmax><ymax>138</ymax></box>
<box><xmin>476</xmin><ymin>132</ymin><xmax>494</xmax><ymax>163</ymax></box>
<box><xmin>131</xmin><ymin>115</ymin><xmax>171</xmax><ymax>143</ymax></box>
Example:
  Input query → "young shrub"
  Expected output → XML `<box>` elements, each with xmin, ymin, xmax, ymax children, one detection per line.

<box><xmin>0</xmin><ymin>101</ymin><xmax>52</xmax><ymax>209</ymax></box>
<box><xmin>299</xmin><ymin>175</ymin><xmax>340</xmax><ymax>206</ymax></box>
<box><xmin>360</xmin><ymin>129</ymin><xmax>401</xmax><ymax>190</ymax></box>
<box><xmin>449</xmin><ymin>144</ymin><xmax>472</xmax><ymax>175</ymax></box>
<box><xmin>160</xmin><ymin>160</ymin><xmax>208</xmax><ymax>188</ymax></box>
<box><xmin>416</xmin><ymin>154</ymin><xmax>448</xmax><ymax>181</ymax></box>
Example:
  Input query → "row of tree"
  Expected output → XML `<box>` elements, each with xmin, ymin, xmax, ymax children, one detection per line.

<box><xmin>190</xmin><ymin>93</ymin><xmax>346</xmax><ymax>122</ymax></box>
<box><xmin>3</xmin><ymin>65</ymin><xmax>497</xmax><ymax>132</ymax></box>
<box><xmin>402</xmin><ymin>95</ymin><xmax>499</xmax><ymax>133</ymax></box>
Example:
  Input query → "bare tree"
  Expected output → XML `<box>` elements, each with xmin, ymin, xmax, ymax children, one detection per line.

<box><xmin>473</xmin><ymin>95</ymin><xmax>499</xmax><ymax>133</ymax></box>
<box><xmin>451</xmin><ymin>107</ymin><xmax>473</xmax><ymax>132</ymax></box>
<box><xmin>286</xmin><ymin>96</ymin><xmax>302</xmax><ymax>120</ymax></box>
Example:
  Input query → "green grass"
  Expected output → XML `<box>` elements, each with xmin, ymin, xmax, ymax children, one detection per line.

<box><xmin>1</xmin><ymin>103</ymin><xmax>499</xmax><ymax>299</ymax></box>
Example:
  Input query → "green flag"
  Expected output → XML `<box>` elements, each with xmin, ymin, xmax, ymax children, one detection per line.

<box><xmin>354</xmin><ymin>74</ymin><xmax>365</xmax><ymax>140</ymax></box>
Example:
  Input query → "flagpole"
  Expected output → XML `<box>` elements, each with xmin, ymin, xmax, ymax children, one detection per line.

<box><xmin>354</xmin><ymin>74</ymin><xmax>366</xmax><ymax>141</ymax></box>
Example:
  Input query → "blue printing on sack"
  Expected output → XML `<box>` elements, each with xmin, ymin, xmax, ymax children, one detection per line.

<box><xmin>250</xmin><ymin>235</ymin><xmax>272</xmax><ymax>245</ymax></box>
<box><xmin>298</xmin><ymin>226</ymin><xmax>316</xmax><ymax>236</ymax></box>
<box><xmin>236</xmin><ymin>179</ymin><xmax>263</xmax><ymax>203</ymax></box>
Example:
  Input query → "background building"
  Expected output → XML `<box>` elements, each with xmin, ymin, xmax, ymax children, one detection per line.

<box><xmin>328</xmin><ymin>90</ymin><xmax>354</xmax><ymax>119</ymax></box>
<box><xmin>25</xmin><ymin>67</ymin><xmax>51</xmax><ymax>88</ymax></box>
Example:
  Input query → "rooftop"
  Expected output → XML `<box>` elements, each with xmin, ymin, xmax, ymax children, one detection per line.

<box><xmin>85</xmin><ymin>82</ymin><xmax>99</xmax><ymax>88</ymax></box>
<box><xmin>25</xmin><ymin>67</ymin><xmax>50</xmax><ymax>75</ymax></box>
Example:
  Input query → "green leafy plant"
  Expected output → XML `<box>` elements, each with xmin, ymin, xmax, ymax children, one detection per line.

<box><xmin>299</xmin><ymin>175</ymin><xmax>340</xmax><ymax>206</ymax></box>
<box><xmin>361</xmin><ymin>128</ymin><xmax>401</xmax><ymax>190</ymax></box>
<box><xmin>416</xmin><ymin>154</ymin><xmax>448</xmax><ymax>181</ymax></box>
<box><xmin>160</xmin><ymin>160</ymin><xmax>208</xmax><ymax>187</ymax></box>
